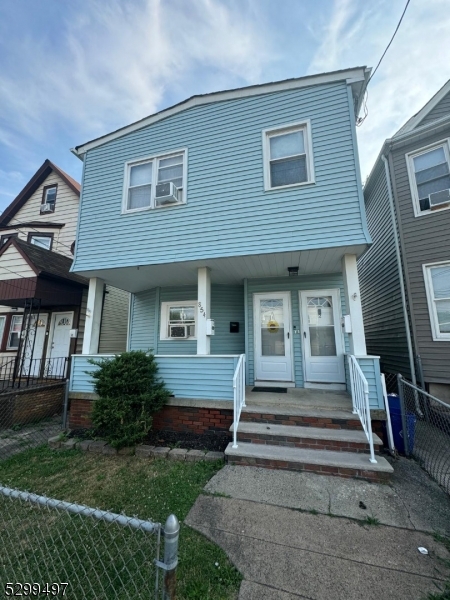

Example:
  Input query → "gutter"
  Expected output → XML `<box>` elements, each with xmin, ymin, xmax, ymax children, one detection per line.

<box><xmin>381</xmin><ymin>154</ymin><xmax>417</xmax><ymax>386</ymax></box>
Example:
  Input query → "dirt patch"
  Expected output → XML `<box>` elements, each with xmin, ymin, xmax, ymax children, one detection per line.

<box><xmin>69</xmin><ymin>428</ymin><xmax>231</xmax><ymax>452</ymax></box>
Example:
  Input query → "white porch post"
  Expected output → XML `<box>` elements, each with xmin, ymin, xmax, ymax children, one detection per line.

<box><xmin>342</xmin><ymin>254</ymin><xmax>367</xmax><ymax>355</ymax></box>
<box><xmin>197</xmin><ymin>267</ymin><xmax>211</xmax><ymax>355</ymax></box>
<box><xmin>82</xmin><ymin>277</ymin><xmax>104</xmax><ymax>354</ymax></box>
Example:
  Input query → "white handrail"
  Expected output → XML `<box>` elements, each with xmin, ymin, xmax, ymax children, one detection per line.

<box><xmin>348</xmin><ymin>355</ymin><xmax>377</xmax><ymax>464</ymax></box>
<box><xmin>232</xmin><ymin>354</ymin><xmax>246</xmax><ymax>449</ymax></box>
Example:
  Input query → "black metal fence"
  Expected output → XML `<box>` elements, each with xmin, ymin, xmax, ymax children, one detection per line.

<box><xmin>397</xmin><ymin>374</ymin><xmax>450</xmax><ymax>495</ymax></box>
<box><xmin>0</xmin><ymin>356</ymin><xmax>68</xmax><ymax>393</ymax></box>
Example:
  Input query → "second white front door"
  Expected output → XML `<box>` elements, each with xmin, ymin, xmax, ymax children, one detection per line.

<box><xmin>254</xmin><ymin>293</ymin><xmax>293</xmax><ymax>382</ymax></box>
<box><xmin>46</xmin><ymin>311</ymin><xmax>73</xmax><ymax>376</ymax></box>
<box><xmin>300</xmin><ymin>289</ymin><xmax>345</xmax><ymax>384</ymax></box>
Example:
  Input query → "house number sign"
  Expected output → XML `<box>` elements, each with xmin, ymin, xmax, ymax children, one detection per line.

<box><xmin>198</xmin><ymin>302</ymin><xmax>207</xmax><ymax>318</ymax></box>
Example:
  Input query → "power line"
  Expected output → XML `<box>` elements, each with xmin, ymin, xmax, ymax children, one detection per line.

<box><xmin>7</xmin><ymin>218</ymin><xmax>75</xmax><ymax>255</ymax></box>
<box><xmin>357</xmin><ymin>0</ymin><xmax>411</xmax><ymax>126</ymax></box>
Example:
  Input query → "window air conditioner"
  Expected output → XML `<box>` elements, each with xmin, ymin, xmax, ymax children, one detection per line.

<box><xmin>169</xmin><ymin>325</ymin><xmax>188</xmax><ymax>338</ymax></box>
<box><xmin>429</xmin><ymin>189</ymin><xmax>450</xmax><ymax>209</ymax></box>
<box><xmin>40</xmin><ymin>203</ymin><xmax>54</xmax><ymax>214</ymax></box>
<box><xmin>155</xmin><ymin>182</ymin><xmax>179</xmax><ymax>206</ymax></box>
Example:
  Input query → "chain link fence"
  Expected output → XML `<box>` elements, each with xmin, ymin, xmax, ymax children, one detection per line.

<box><xmin>0</xmin><ymin>486</ymin><xmax>178</xmax><ymax>599</ymax></box>
<box><xmin>397</xmin><ymin>375</ymin><xmax>450</xmax><ymax>495</ymax></box>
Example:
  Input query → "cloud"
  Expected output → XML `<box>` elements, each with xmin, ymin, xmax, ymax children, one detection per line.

<box><xmin>0</xmin><ymin>0</ymin><xmax>274</xmax><ymax>145</ymax></box>
<box><xmin>307</xmin><ymin>0</ymin><xmax>450</xmax><ymax>179</ymax></box>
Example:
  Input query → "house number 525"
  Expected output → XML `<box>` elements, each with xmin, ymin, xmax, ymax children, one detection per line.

<box><xmin>198</xmin><ymin>302</ymin><xmax>207</xmax><ymax>318</ymax></box>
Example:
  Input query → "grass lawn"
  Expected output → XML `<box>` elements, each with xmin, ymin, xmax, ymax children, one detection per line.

<box><xmin>0</xmin><ymin>446</ymin><xmax>242</xmax><ymax>600</ymax></box>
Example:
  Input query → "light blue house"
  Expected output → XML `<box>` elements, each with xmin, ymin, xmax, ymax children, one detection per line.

<box><xmin>68</xmin><ymin>67</ymin><xmax>392</xmax><ymax>479</ymax></box>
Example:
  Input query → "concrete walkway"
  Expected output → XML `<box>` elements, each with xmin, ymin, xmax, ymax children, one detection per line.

<box><xmin>186</xmin><ymin>457</ymin><xmax>450</xmax><ymax>599</ymax></box>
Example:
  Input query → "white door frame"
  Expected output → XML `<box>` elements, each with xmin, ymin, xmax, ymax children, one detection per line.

<box><xmin>45</xmin><ymin>310</ymin><xmax>74</xmax><ymax>359</ymax></box>
<box><xmin>253</xmin><ymin>292</ymin><xmax>294</xmax><ymax>383</ymax></box>
<box><xmin>299</xmin><ymin>289</ymin><xmax>345</xmax><ymax>386</ymax></box>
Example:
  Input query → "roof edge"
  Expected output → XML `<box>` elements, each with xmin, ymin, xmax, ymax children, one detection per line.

<box><xmin>394</xmin><ymin>79</ymin><xmax>450</xmax><ymax>137</ymax></box>
<box><xmin>72</xmin><ymin>66</ymin><xmax>369</xmax><ymax>158</ymax></box>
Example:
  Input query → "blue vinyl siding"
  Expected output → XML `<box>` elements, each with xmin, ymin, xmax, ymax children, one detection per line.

<box><xmin>157</xmin><ymin>355</ymin><xmax>238</xmax><ymax>400</ymax></box>
<box><xmin>128</xmin><ymin>288</ymin><xmax>157</xmax><ymax>352</ymax></box>
<box><xmin>246</xmin><ymin>274</ymin><xmax>349</xmax><ymax>386</ymax></box>
<box><xmin>128</xmin><ymin>284</ymin><xmax>245</xmax><ymax>356</ymax></box>
<box><xmin>70</xmin><ymin>354</ymin><xmax>237</xmax><ymax>400</ymax></box>
<box><xmin>74</xmin><ymin>82</ymin><xmax>369</xmax><ymax>273</ymax></box>
<box><xmin>356</xmin><ymin>356</ymin><xmax>384</xmax><ymax>410</ymax></box>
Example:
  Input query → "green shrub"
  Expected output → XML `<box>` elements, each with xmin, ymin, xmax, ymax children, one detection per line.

<box><xmin>88</xmin><ymin>351</ymin><xmax>170</xmax><ymax>449</ymax></box>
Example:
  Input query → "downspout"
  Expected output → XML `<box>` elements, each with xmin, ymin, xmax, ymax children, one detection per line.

<box><xmin>381</xmin><ymin>154</ymin><xmax>417</xmax><ymax>386</ymax></box>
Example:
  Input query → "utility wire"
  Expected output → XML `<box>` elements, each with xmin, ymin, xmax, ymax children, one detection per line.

<box><xmin>7</xmin><ymin>218</ymin><xmax>75</xmax><ymax>255</ymax></box>
<box><xmin>357</xmin><ymin>0</ymin><xmax>411</xmax><ymax>126</ymax></box>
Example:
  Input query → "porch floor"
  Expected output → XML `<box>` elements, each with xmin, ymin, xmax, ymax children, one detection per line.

<box><xmin>245</xmin><ymin>386</ymin><xmax>353</xmax><ymax>412</ymax></box>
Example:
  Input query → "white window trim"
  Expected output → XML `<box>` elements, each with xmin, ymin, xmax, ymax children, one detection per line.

<box><xmin>406</xmin><ymin>138</ymin><xmax>450</xmax><ymax>218</ymax></box>
<box><xmin>122</xmin><ymin>148</ymin><xmax>188</xmax><ymax>214</ymax></box>
<box><xmin>262</xmin><ymin>120</ymin><xmax>315</xmax><ymax>191</ymax></box>
<box><xmin>423</xmin><ymin>260</ymin><xmax>450</xmax><ymax>341</ymax></box>
<box><xmin>160</xmin><ymin>300</ymin><xmax>197</xmax><ymax>341</ymax></box>
<box><xmin>7</xmin><ymin>315</ymin><xmax>23</xmax><ymax>350</ymax></box>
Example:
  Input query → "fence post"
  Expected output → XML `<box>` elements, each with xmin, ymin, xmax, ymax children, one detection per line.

<box><xmin>62</xmin><ymin>379</ymin><xmax>70</xmax><ymax>430</ymax></box>
<box><xmin>163</xmin><ymin>514</ymin><xmax>179</xmax><ymax>600</ymax></box>
<box><xmin>397</xmin><ymin>374</ymin><xmax>410</xmax><ymax>456</ymax></box>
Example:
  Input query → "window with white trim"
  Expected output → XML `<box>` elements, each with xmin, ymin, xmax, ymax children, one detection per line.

<box><xmin>123</xmin><ymin>150</ymin><xmax>186</xmax><ymax>213</ymax></box>
<box><xmin>407</xmin><ymin>141</ymin><xmax>450</xmax><ymax>214</ymax></box>
<box><xmin>7</xmin><ymin>315</ymin><xmax>23</xmax><ymax>350</ymax></box>
<box><xmin>160</xmin><ymin>301</ymin><xmax>197</xmax><ymax>340</ymax></box>
<box><xmin>263</xmin><ymin>122</ymin><xmax>314</xmax><ymax>190</ymax></box>
<box><xmin>424</xmin><ymin>262</ymin><xmax>450</xmax><ymax>340</ymax></box>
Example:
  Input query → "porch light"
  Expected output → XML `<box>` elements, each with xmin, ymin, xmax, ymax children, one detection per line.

<box><xmin>288</xmin><ymin>267</ymin><xmax>299</xmax><ymax>276</ymax></box>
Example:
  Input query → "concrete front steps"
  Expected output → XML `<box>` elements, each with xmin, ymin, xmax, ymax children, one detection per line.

<box><xmin>225</xmin><ymin>406</ymin><xmax>393</xmax><ymax>483</ymax></box>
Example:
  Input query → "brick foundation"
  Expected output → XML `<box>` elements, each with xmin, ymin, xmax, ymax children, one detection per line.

<box><xmin>0</xmin><ymin>382</ymin><xmax>65</xmax><ymax>428</ymax></box>
<box><xmin>152</xmin><ymin>405</ymin><xmax>233</xmax><ymax>435</ymax></box>
<box><xmin>69</xmin><ymin>398</ymin><xmax>95</xmax><ymax>429</ymax></box>
<box><xmin>68</xmin><ymin>397</ymin><xmax>234</xmax><ymax>436</ymax></box>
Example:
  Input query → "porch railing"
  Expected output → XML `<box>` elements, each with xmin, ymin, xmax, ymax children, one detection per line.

<box><xmin>348</xmin><ymin>355</ymin><xmax>377</xmax><ymax>464</ymax></box>
<box><xmin>0</xmin><ymin>356</ymin><xmax>68</xmax><ymax>393</ymax></box>
<box><xmin>232</xmin><ymin>354</ymin><xmax>246</xmax><ymax>449</ymax></box>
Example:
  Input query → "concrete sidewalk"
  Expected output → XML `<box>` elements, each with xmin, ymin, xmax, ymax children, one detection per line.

<box><xmin>185</xmin><ymin>458</ymin><xmax>450</xmax><ymax>599</ymax></box>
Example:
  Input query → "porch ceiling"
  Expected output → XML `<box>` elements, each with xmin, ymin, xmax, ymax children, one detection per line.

<box><xmin>74</xmin><ymin>244</ymin><xmax>368</xmax><ymax>293</ymax></box>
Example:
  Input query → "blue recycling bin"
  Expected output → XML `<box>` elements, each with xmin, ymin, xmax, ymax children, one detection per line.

<box><xmin>387</xmin><ymin>393</ymin><xmax>416</xmax><ymax>454</ymax></box>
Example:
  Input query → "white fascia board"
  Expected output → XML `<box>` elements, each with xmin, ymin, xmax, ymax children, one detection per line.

<box><xmin>394</xmin><ymin>79</ymin><xmax>450</xmax><ymax>136</ymax></box>
<box><xmin>72</xmin><ymin>67</ymin><xmax>368</xmax><ymax>158</ymax></box>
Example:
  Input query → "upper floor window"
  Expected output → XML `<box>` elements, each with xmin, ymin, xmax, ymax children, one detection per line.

<box><xmin>263</xmin><ymin>121</ymin><xmax>314</xmax><ymax>191</ymax></box>
<box><xmin>407</xmin><ymin>141</ymin><xmax>450</xmax><ymax>216</ymax></box>
<box><xmin>123</xmin><ymin>150</ymin><xmax>187</xmax><ymax>213</ymax></box>
<box><xmin>27</xmin><ymin>233</ymin><xmax>53</xmax><ymax>250</ymax></box>
<box><xmin>423</xmin><ymin>261</ymin><xmax>450</xmax><ymax>340</ymax></box>
<box><xmin>41</xmin><ymin>185</ymin><xmax>57</xmax><ymax>213</ymax></box>
<box><xmin>0</xmin><ymin>233</ymin><xmax>18</xmax><ymax>246</ymax></box>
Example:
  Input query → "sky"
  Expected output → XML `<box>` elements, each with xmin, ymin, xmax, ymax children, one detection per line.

<box><xmin>0</xmin><ymin>0</ymin><xmax>449</xmax><ymax>211</ymax></box>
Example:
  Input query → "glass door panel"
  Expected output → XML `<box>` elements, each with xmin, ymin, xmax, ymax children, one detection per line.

<box><xmin>260</xmin><ymin>299</ymin><xmax>286</xmax><ymax>356</ymax></box>
<box><xmin>307</xmin><ymin>296</ymin><xmax>337</xmax><ymax>357</ymax></box>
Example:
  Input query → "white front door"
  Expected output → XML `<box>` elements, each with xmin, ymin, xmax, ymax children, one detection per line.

<box><xmin>300</xmin><ymin>289</ymin><xmax>345</xmax><ymax>384</ymax></box>
<box><xmin>21</xmin><ymin>314</ymin><xmax>48</xmax><ymax>377</ymax></box>
<box><xmin>46</xmin><ymin>311</ymin><xmax>73</xmax><ymax>377</ymax></box>
<box><xmin>254</xmin><ymin>292</ymin><xmax>293</xmax><ymax>382</ymax></box>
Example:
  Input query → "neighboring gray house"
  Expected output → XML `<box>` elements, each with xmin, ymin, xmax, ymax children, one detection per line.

<box><xmin>359</xmin><ymin>79</ymin><xmax>450</xmax><ymax>400</ymax></box>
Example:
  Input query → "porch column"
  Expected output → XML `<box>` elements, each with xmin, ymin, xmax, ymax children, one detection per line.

<box><xmin>82</xmin><ymin>277</ymin><xmax>104</xmax><ymax>354</ymax></box>
<box><xmin>342</xmin><ymin>254</ymin><xmax>367</xmax><ymax>355</ymax></box>
<box><xmin>197</xmin><ymin>267</ymin><xmax>211</xmax><ymax>355</ymax></box>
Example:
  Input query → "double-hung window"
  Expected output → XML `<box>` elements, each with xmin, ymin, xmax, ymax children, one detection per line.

<box><xmin>7</xmin><ymin>315</ymin><xmax>23</xmax><ymax>350</ymax></box>
<box><xmin>124</xmin><ymin>150</ymin><xmax>186</xmax><ymax>213</ymax></box>
<box><xmin>407</xmin><ymin>141</ymin><xmax>450</xmax><ymax>215</ymax></box>
<box><xmin>160</xmin><ymin>301</ymin><xmax>196</xmax><ymax>340</ymax></box>
<box><xmin>423</xmin><ymin>261</ymin><xmax>450</xmax><ymax>340</ymax></box>
<box><xmin>263</xmin><ymin>121</ymin><xmax>314</xmax><ymax>190</ymax></box>
<box><xmin>41</xmin><ymin>185</ymin><xmax>57</xmax><ymax>213</ymax></box>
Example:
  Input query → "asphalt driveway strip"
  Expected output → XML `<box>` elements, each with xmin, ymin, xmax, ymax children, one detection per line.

<box><xmin>185</xmin><ymin>458</ymin><xmax>450</xmax><ymax>600</ymax></box>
